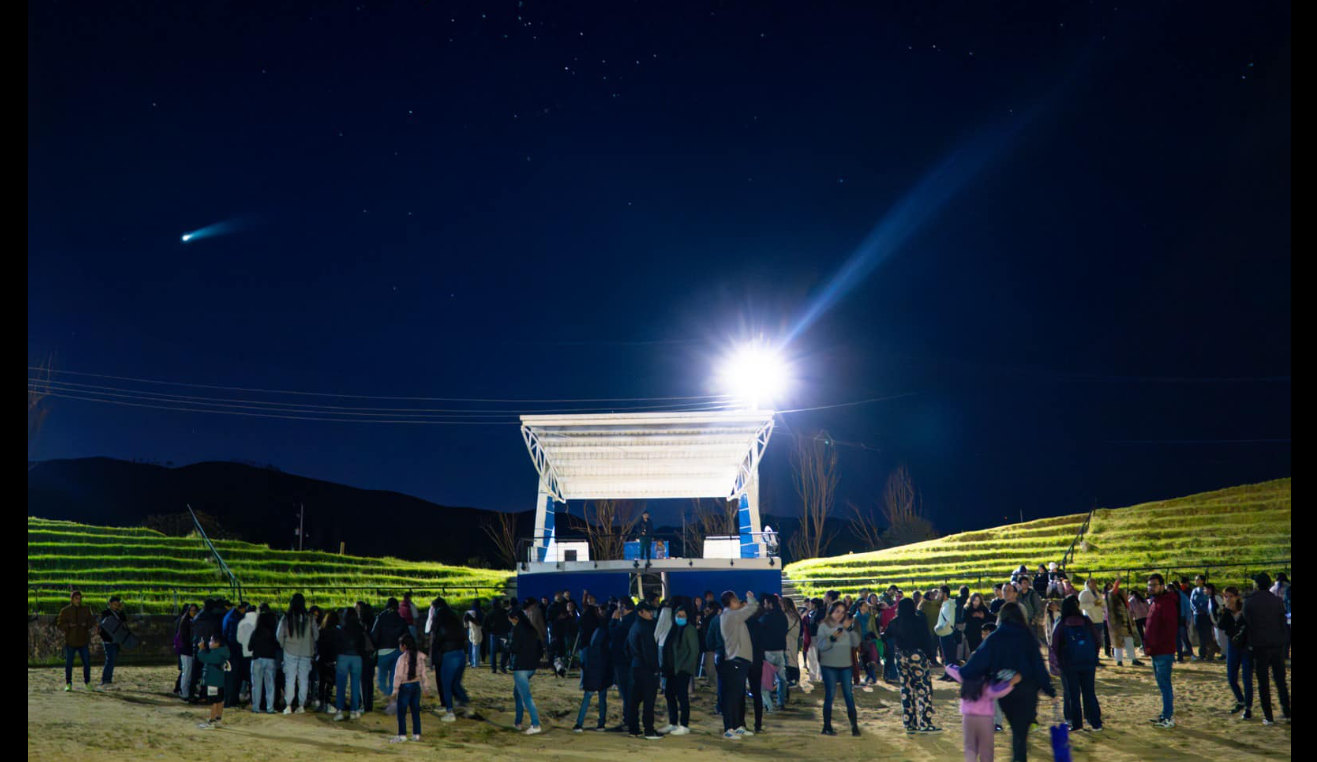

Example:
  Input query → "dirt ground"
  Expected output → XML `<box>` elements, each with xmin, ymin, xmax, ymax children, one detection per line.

<box><xmin>28</xmin><ymin>656</ymin><xmax>1290</xmax><ymax>762</ymax></box>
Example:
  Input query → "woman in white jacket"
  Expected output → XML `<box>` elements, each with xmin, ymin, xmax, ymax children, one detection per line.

<box><xmin>1077</xmin><ymin>578</ymin><xmax>1108</xmax><ymax>660</ymax></box>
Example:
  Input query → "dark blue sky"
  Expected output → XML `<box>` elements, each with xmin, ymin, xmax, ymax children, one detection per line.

<box><xmin>28</xmin><ymin>1</ymin><xmax>1290</xmax><ymax>531</ymax></box>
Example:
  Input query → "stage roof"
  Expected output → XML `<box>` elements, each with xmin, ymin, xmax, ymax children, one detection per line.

<box><xmin>519</xmin><ymin>410</ymin><xmax>775</xmax><ymax>503</ymax></box>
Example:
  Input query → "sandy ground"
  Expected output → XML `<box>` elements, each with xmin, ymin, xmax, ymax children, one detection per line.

<box><xmin>29</xmin><ymin>656</ymin><xmax>1290</xmax><ymax>762</ymax></box>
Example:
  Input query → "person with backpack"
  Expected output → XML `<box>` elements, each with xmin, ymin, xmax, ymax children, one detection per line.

<box><xmin>1049</xmin><ymin>595</ymin><xmax>1103</xmax><ymax>731</ymax></box>
<box><xmin>945</xmin><ymin>663</ymin><xmax>1020</xmax><ymax>762</ymax></box>
<box><xmin>277</xmin><ymin>593</ymin><xmax>318</xmax><ymax>714</ymax></box>
<box><xmin>333</xmin><ymin>607</ymin><xmax>372</xmax><ymax>721</ymax></box>
<box><xmin>57</xmin><ymin>590</ymin><xmax>96</xmax><ymax>692</ymax></box>
<box><xmin>388</xmin><ymin>633</ymin><xmax>431</xmax><ymax>743</ymax></box>
<box><xmin>658</xmin><ymin>599</ymin><xmax>699</xmax><ymax>735</ymax></box>
<box><xmin>1144</xmin><ymin>574</ymin><xmax>1180</xmax><ymax>728</ymax></box>
<box><xmin>507</xmin><ymin>606</ymin><xmax>544</xmax><ymax>735</ymax></box>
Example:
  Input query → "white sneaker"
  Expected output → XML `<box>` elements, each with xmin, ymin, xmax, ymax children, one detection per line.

<box><xmin>294</xmin><ymin>706</ymin><xmax>306</xmax><ymax>714</ymax></box>
<box><xmin>411</xmin><ymin>734</ymin><xmax>421</xmax><ymax>741</ymax></box>
<box><xmin>723</xmin><ymin>730</ymin><xmax>741</xmax><ymax>740</ymax></box>
<box><xmin>350</xmin><ymin>711</ymin><xmax>362</xmax><ymax>720</ymax></box>
<box><xmin>441</xmin><ymin>712</ymin><xmax>457</xmax><ymax>722</ymax></box>
<box><xmin>670</xmin><ymin>725</ymin><xmax>690</xmax><ymax>736</ymax></box>
<box><xmin>1157</xmin><ymin>718</ymin><xmax>1176</xmax><ymax>729</ymax></box>
<box><xmin>388</xmin><ymin>735</ymin><xmax>408</xmax><ymax>743</ymax></box>
<box><xmin>283</xmin><ymin>707</ymin><xmax>293</xmax><ymax>715</ymax></box>
<box><xmin>197</xmin><ymin>721</ymin><xmax>213</xmax><ymax>730</ymax></box>
<box><xmin>736</xmin><ymin>726</ymin><xmax>754</xmax><ymax>737</ymax></box>
<box><xmin>332</xmin><ymin>711</ymin><xmax>345</xmax><ymax>721</ymax></box>
<box><xmin>656</xmin><ymin>724</ymin><xmax>677</xmax><ymax>734</ymax></box>
<box><xmin>524</xmin><ymin>725</ymin><xmax>543</xmax><ymax>735</ymax></box>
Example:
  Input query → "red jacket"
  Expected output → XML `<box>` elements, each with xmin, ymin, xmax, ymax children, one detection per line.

<box><xmin>1143</xmin><ymin>590</ymin><xmax>1179</xmax><ymax>657</ymax></box>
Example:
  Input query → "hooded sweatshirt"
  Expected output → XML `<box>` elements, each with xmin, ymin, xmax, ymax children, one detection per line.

<box><xmin>719</xmin><ymin>594</ymin><xmax>760</xmax><ymax>663</ymax></box>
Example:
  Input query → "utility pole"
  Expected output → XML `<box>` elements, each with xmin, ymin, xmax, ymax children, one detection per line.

<box><xmin>293</xmin><ymin>501</ymin><xmax>306</xmax><ymax>551</ymax></box>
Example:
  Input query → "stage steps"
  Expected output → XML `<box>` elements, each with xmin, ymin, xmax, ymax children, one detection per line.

<box><xmin>781</xmin><ymin>571</ymin><xmax>803</xmax><ymax>609</ymax></box>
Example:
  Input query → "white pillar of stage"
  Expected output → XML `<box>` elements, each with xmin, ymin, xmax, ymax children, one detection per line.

<box><xmin>532</xmin><ymin>483</ymin><xmax>556</xmax><ymax>563</ymax></box>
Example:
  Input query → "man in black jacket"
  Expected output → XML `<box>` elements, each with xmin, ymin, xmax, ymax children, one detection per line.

<box><xmin>608</xmin><ymin>599</ymin><xmax>637</xmax><ymax>732</ymax></box>
<box><xmin>626</xmin><ymin>602</ymin><xmax>661</xmax><ymax>739</ymax></box>
<box><xmin>1243</xmin><ymin>573</ymin><xmax>1290</xmax><ymax>724</ymax></box>
<box><xmin>485</xmin><ymin>599</ymin><xmax>512</xmax><ymax>674</ymax></box>
<box><xmin>637</xmin><ymin>511</ymin><xmax>654</xmax><ymax>567</ymax></box>
<box><xmin>98</xmin><ymin>596</ymin><xmax>129</xmax><ymax>688</ymax></box>
<box><xmin>757</xmin><ymin>594</ymin><xmax>790</xmax><ymax>709</ymax></box>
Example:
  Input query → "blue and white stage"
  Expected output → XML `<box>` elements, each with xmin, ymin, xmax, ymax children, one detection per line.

<box><xmin>515</xmin><ymin>411</ymin><xmax>781</xmax><ymax>603</ymax></box>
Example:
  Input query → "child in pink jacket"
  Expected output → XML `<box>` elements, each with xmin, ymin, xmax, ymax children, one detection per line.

<box><xmin>946</xmin><ymin>664</ymin><xmax>1020</xmax><ymax>762</ymax></box>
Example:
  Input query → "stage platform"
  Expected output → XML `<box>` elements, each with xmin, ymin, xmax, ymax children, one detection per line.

<box><xmin>515</xmin><ymin>557</ymin><xmax>782</xmax><ymax>604</ymax></box>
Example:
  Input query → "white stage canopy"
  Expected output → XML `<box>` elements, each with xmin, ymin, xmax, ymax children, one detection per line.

<box><xmin>519</xmin><ymin>410</ymin><xmax>775</xmax><ymax>503</ymax></box>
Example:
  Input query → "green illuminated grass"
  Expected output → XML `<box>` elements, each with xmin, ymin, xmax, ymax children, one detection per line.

<box><xmin>27</xmin><ymin>517</ymin><xmax>512</xmax><ymax>614</ymax></box>
<box><xmin>785</xmin><ymin>479</ymin><xmax>1291</xmax><ymax>598</ymax></box>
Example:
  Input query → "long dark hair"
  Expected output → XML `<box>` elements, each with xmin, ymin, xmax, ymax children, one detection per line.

<box><xmin>400</xmin><ymin>633</ymin><xmax>418</xmax><ymax>681</ymax></box>
<box><xmin>996</xmin><ymin>601</ymin><xmax>1036</xmax><ymax>648</ymax></box>
<box><xmin>1059</xmin><ymin>595</ymin><xmax>1081</xmax><ymax>620</ymax></box>
<box><xmin>890</xmin><ymin>597</ymin><xmax>927</xmax><ymax>652</ymax></box>
<box><xmin>255</xmin><ymin>611</ymin><xmax>278</xmax><ymax>636</ymax></box>
<box><xmin>286</xmin><ymin>593</ymin><xmax>310</xmax><ymax>638</ymax></box>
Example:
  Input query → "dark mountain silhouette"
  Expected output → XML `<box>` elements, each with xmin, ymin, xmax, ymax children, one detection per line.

<box><xmin>27</xmin><ymin>457</ymin><xmax>534</xmax><ymax>565</ymax></box>
<box><xmin>27</xmin><ymin>457</ymin><xmax>872</xmax><ymax>566</ymax></box>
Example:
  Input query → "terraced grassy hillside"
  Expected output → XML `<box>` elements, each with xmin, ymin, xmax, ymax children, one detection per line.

<box><xmin>28</xmin><ymin>517</ymin><xmax>513</xmax><ymax>614</ymax></box>
<box><xmin>786</xmin><ymin>479</ymin><xmax>1291</xmax><ymax>598</ymax></box>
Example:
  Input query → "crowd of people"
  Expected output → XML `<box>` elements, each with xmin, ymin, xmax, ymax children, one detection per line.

<box><xmin>53</xmin><ymin>567</ymin><xmax>1291</xmax><ymax>759</ymax></box>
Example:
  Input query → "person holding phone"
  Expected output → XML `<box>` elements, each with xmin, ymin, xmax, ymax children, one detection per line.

<box><xmin>815</xmin><ymin>601</ymin><xmax>862</xmax><ymax>735</ymax></box>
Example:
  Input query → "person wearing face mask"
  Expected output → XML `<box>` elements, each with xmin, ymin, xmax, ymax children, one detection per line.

<box><xmin>657</xmin><ymin>601</ymin><xmax>699</xmax><ymax>735</ymax></box>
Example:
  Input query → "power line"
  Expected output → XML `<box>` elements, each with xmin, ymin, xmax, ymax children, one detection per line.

<box><xmin>31</xmin><ymin>378</ymin><xmax>736</xmax><ymax>415</ymax></box>
<box><xmin>776</xmin><ymin>391</ymin><xmax>920</xmax><ymax>413</ymax></box>
<box><xmin>28</xmin><ymin>366</ymin><xmax>733</xmax><ymax>404</ymax></box>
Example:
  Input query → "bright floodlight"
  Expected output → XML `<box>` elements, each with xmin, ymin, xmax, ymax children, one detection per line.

<box><xmin>719</xmin><ymin>343</ymin><xmax>789</xmax><ymax>408</ymax></box>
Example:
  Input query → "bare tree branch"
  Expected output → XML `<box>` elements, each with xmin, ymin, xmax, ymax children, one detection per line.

<box><xmin>583</xmin><ymin>499</ymin><xmax>644</xmax><ymax>560</ymax></box>
<box><xmin>880</xmin><ymin>464</ymin><xmax>938</xmax><ymax>547</ymax></box>
<box><xmin>845</xmin><ymin>499</ymin><xmax>885</xmax><ymax>551</ymax></box>
<box><xmin>480</xmin><ymin>511</ymin><xmax>519</xmax><ymax>568</ymax></box>
<box><xmin>788</xmin><ymin>431</ymin><xmax>840</xmax><ymax>561</ymax></box>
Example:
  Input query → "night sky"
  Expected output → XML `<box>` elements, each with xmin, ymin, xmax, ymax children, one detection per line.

<box><xmin>28</xmin><ymin>1</ymin><xmax>1290</xmax><ymax>532</ymax></box>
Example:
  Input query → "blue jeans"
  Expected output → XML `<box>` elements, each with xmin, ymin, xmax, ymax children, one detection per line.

<box><xmin>513</xmin><ymin>669</ymin><xmax>539</xmax><ymax>727</ymax></box>
<box><xmin>396</xmin><ymin>682</ymin><xmax>421</xmax><ymax>736</ymax></box>
<box><xmin>489</xmin><ymin>634</ymin><xmax>508</xmax><ymax>672</ymax></box>
<box><xmin>439</xmin><ymin>649</ymin><xmax>469</xmax><ymax>710</ymax></box>
<box><xmin>1194</xmin><ymin>614</ymin><xmax>1216</xmax><ymax>658</ymax></box>
<box><xmin>469</xmin><ymin>641</ymin><xmax>480</xmax><ymax>668</ymax></box>
<box><xmin>613</xmin><ymin>663</ymin><xmax>633</xmax><ymax>722</ymax></box>
<box><xmin>376</xmin><ymin>649</ymin><xmax>400</xmax><ymax>696</ymax></box>
<box><xmin>251</xmin><ymin>657</ymin><xmax>276</xmax><ymax>712</ymax></box>
<box><xmin>335</xmin><ymin>654</ymin><xmax>363</xmax><ymax>712</ymax></box>
<box><xmin>101</xmin><ymin>643</ymin><xmax>120</xmax><ymax>685</ymax></box>
<box><xmin>1226</xmin><ymin>640</ymin><xmax>1254</xmax><ymax>708</ymax></box>
<box><xmin>939</xmin><ymin>634</ymin><xmax>957</xmax><ymax>666</ymax></box>
<box><xmin>1176</xmin><ymin>623</ymin><xmax>1192</xmax><ymax>659</ymax></box>
<box><xmin>820</xmin><ymin>665</ymin><xmax>855</xmax><ymax>726</ymax></box>
<box><xmin>65</xmin><ymin>645</ymin><xmax>91</xmax><ymax>685</ymax></box>
<box><xmin>764</xmin><ymin>650</ymin><xmax>789</xmax><ymax>707</ymax></box>
<box><xmin>1151</xmin><ymin>654</ymin><xmax>1174</xmax><ymax>719</ymax></box>
<box><xmin>576</xmin><ymin>689</ymin><xmax>607</xmax><ymax>728</ymax></box>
